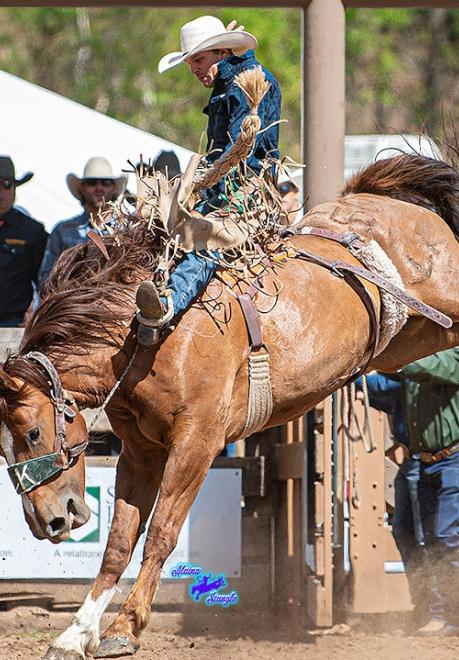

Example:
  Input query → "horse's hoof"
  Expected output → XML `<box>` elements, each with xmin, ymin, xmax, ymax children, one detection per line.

<box><xmin>42</xmin><ymin>648</ymin><xmax>85</xmax><ymax>660</ymax></box>
<box><xmin>94</xmin><ymin>635</ymin><xmax>140</xmax><ymax>658</ymax></box>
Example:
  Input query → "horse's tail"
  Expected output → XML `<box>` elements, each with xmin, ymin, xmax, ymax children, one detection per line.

<box><xmin>342</xmin><ymin>153</ymin><xmax>459</xmax><ymax>238</ymax></box>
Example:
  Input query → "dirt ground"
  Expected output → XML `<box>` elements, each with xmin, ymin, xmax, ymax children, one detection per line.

<box><xmin>1</xmin><ymin>605</ymin><xmax>459</xmax><ymax>660</ymax></box>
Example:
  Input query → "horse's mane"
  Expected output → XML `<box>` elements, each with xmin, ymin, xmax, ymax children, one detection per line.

<box><xmin>342</xmin><ymin>153</ymin><xmax>459</xmax><ymax>238</ymax></box>
<box><xmin>12</xmin><ymin>223</ymin><xmax>160</xmax><ymax>364</ymax></box>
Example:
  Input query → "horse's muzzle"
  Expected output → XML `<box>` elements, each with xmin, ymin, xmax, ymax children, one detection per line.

<box><xmin>26</xmin><ymin>494</ymin><xmax>90</xmax><ymax>543</ymax></box>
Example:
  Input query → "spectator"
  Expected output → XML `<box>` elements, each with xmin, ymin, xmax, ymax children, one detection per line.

<box><xmin>278</xmin><ymin>175</ymin><xmax>300</xmax><ymax>225</ymax></box>
<box><xmin>360</xmin><ymin>350</ymin><xmax>459</xmax><ymax>635</ymax></box>
<box><xmin>38</xmin><ymin>156</ymin><xmax>127</xmax><ymax>286</ymax></box>
<box><xmin>356</xmin><ymin>372</ymin><xmax>408</xmax><ymax>445</ymax></box>
<box><xmin>153</xmin><ymin>150</ymin><xmax>181</xmax><ymax>180</ymax></box>
<box><xmin>399</xmin><ymin>348</ymin><xmax>459</xmax><ymax>636</ymax></box>
<box><xmin>0</xmin><ymin>156</ymin><xmax>47</xmax><ymax>327</ymax></box>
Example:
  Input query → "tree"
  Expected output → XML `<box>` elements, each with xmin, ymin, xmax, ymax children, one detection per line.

<box><xmin>0</xmin><ymin>8</ymin><xmax>457</xmax><ymax>161</ymax></box>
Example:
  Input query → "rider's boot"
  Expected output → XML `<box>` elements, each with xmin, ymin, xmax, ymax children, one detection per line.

<box><xmin>136</xmin><ymin>281</ymin><xmax>174</xmax><ymax>347</ymax></box>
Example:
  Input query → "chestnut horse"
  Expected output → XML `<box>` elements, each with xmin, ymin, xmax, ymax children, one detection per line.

<box><xmin>1</xmin><ymin>154</ymin><xmax>459</xmax><ymax>660</ymax></box>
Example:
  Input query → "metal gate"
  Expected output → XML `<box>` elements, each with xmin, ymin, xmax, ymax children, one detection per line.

<box><xmin>271</xmin><ymin>390</ymin><xmax>412</xmax><ymax>627</ymax></box>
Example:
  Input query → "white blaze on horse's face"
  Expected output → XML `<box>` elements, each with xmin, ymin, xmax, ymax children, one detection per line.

<box><xmin>1</xmin><ymin>383</ymin><xmax>90</xmax><ymax>543</ymax></box>
<box><xmin>0</xmin><ymin>423</ymin><xmax>40</xmax><ymax>530</ymax></box>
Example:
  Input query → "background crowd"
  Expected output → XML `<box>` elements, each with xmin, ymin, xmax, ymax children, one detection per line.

<box><xmin>0</xmin><ymin>150</ymin><xmax>299</xmax><ymax>330</ymax></box>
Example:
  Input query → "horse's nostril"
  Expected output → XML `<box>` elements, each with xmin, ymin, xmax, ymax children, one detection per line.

<box><xmin>48</xmin><ymin>517</ymin><xmax>66</xmax><ymax>535</ymax></box>
<box><xmin>66</xmin><ymin>497</ymin><xmax>91</xmax><ymax>529</ymax></box>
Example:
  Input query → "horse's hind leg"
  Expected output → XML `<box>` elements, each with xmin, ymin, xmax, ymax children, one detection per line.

<box><xmin>95</xmin><ymin>422</ymin><xmax>223</xmax><ymax>657</ymax></box>
<box><xmin>43</xmin><ymin>447</ymin><xmax>166</xmax><ymax>660</ymax></box>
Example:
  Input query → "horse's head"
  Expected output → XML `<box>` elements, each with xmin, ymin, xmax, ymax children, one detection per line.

<box><xmin>0</xmin><ymin>353</ymin><xmax>90</xmax><ymax>543</ymax></box>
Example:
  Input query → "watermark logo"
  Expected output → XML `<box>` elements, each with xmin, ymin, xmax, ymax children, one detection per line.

<box><xmin>168</xmin><ymin>563</ymin><xmax>239</xmax><ymax>608</ymax></box>
<box><xmin>169</xmin><ymin>563</ymin><xmax>202</xmax><ymax>578</ymax></box>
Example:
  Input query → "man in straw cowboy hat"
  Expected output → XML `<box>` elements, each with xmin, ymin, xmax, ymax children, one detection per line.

<box><xmin>38</xmin><ymin>156</ymin><xmax>127</xmax><ymax>286</ymax></box>
<box><xmin>136</xmin><ymin>15</ymin><xmax>281</xmax><ymax>343</ymax></box>
<box><xmin>0</xmin><ymin>156</ymin><xmax>47</xmax><ymax>327</ymax></box>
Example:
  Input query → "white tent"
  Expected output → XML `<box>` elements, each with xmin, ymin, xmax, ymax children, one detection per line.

<box><xmin>288</xmin><ymin>133</ymin><xmax>441</xmax><ymax>204</ymax></box>
<box><xmin>343</xmin><ymin>133</ymin><xmax>441</xmax><ymax>181</ymax></box>
<box><xmin>1</xmin><ymin>70</ymin><xmax>193</xmax><ymax>232</ymax></box>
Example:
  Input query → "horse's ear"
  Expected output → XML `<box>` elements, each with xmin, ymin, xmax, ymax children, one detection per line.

<box><xmin>0</xmin><ymin>368</ymin><xmax>19</xmax><ymax>393</ymax></box>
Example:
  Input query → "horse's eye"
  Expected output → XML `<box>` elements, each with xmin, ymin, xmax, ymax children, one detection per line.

<box><xmin>28</xmin><ymin>427</ymin><xmax>40</xmax><ymax>443</ymax></box>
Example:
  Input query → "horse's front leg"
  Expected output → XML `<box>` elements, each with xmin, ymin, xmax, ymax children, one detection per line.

<box><xmin>43</xmin><ymin>447</ymin><xmax>166</xmax><ymax>660</ymax></box>
<box><xmin>95</xmin><ymin>421</ymin><xmax>223</xmax><ymax>657</ymax></box>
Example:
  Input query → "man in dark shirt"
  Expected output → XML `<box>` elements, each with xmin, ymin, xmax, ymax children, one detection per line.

<box><xmin>0</xmin><ymin>156</ymin><xmax>47</xmax><ymax>327</ymax></box>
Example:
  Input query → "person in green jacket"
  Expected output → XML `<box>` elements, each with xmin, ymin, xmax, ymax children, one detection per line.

<box><xmin>399</xmin><ymin>347</ymin><xmax>459</xmax><ymax>636</ymax></box>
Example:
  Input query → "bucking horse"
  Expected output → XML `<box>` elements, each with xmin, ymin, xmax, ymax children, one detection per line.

<box><xmin>1</xmin><ymin>151</ymin><xmax>459</xmax><ymax>659</ymax></box>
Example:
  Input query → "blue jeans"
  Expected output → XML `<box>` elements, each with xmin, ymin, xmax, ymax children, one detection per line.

<box><xmin>418</xmin><ymin>451</ymin><xmax>459</xmax><ymax>625</ymax></box>
<box><xmin>161</xmin><ymin>251</ymin><xmax>219</xmax><ymax>317</ymax></box>
<box><xmin>393</xmin><ymin>457</ymin><xmax>424</xmax><ymax>546</ymax></box>
<box><xmin>392</xmin><ymin>457</ymin><xmax>432</xmax><ymax>614</ymax></box>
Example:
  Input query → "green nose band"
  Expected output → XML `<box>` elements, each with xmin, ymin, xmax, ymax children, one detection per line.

<box><xmin>7</xmin><ymin>453</ymin><xmax>64</xmax><ymax>495</ymax></box>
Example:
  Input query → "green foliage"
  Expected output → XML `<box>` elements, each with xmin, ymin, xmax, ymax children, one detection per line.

<box><xmin>0</xmin><ymin>7</ymin><xmax>457</xmax><ymax>161</ymax></box>
<box><xmin>346</xmin><ymin>8</ymin><xmax>458</xmax><ymax>138</ymax></box>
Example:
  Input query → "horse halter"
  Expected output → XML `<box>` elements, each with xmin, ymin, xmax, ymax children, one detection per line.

<box><xmin>6</xmin><ymin>351</ymin><xmax>88</xmax><ymax>495</ymax></box>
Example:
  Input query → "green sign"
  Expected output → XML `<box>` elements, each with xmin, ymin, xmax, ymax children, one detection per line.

<box><xmin>67</xmin><ymin>486</ymin><xmax>100</xmax><ymax>543</ymax></box>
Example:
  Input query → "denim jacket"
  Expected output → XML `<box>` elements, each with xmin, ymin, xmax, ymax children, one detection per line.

<box><xmin>201</xmin><ymin>50</ymin><xmax>281</xmax><ymax>208</ymax></box>
<box><xmin>38</xmin><ymin>210</ymin><xmax>90</xmax><ymax>287</ymax></box>
<box><xmin>355</xmin><ymin>373</ymin><xmax>408</xmax><ymax>445</ymax></box>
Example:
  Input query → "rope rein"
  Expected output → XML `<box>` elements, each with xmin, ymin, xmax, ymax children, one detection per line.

<box><xmin>87</xmin><ymin>345</ymin><xmax>139</xmax><ymax>434</ymax></box>
<box><xmin>340</xmin><ymin>378</ymin><xmax>377</xmax><ymax>509</ymax></box>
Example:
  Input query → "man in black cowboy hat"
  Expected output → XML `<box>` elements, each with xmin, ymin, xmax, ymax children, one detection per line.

<box><xmin>152</xmin><ymin>150</ymin><xmax>181</xmax><ymax>180</ymax></box>
<box><xmin>0</xmin><ymin>156</ymin><xmax>47</xmax><ymax>328</ymax></box>
<box><xmin>38</xmin><ymin>156</ymin><xmax>126</xmax><ymax>287</ymax></box>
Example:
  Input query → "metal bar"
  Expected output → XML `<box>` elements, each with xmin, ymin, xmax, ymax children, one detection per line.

<box><xmin>303</xmin><ymin>0</ymin><xmax>345</xmax><ymax>209</ymax></box>
<box><xmin>0</xmin><ymin>0</ymin><xmax>306</xmax><ymax>5</ymax></box>
<box><xmin>83</xmin><ymin>456</ymin><xmax>266</xmax><ymax>496</ymax></box>
<box><xmin>331</xmin><ymin>391</ymin><xmax>340</xmax><ymax>547</ymax></box>
<box><xmin>345</xmin><ymin>1</ymin><xmax>459</xmax><ymax>6</ymax></box>
<box><xmin>0</xmin><ymin>1</ymin><xmax>456</xmax><ymax>7</ymax></box>
<box><xmin>273</xmin><ymin>419</ymin><xmax>305</xmax><ymax>624</ymax></box>
<box><xmin>305</xmin><ymin>398</ymin><xmax>333</xmax><ymax>626</ymax></box>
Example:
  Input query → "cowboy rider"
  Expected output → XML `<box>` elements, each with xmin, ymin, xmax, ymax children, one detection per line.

<box><xmin>136</xmin><ymin>15</ymin><xmax>281</xmax><ymax>344</ymax></box>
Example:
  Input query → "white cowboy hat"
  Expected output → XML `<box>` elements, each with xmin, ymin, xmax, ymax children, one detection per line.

<box><xmin>158</xmin><ymin>16</ymin><xmax>257</xmax><ymax>74</ymax></box>
<box><xmin>278</xmin><ymin>166</ymin><xmax>299</xmax><ymax>194</ymax></box>
<box><xmin>66</xmin><ymin>156</ymin><xmax>127</xmax><ymax>201</ymax></box>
